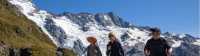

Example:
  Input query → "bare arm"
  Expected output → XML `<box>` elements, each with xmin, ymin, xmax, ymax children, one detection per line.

<box><xmin>163</xmin><ymin>39</ymin><xmax>171</xmax><ymax>56</ymax></box>
<box><xmin>166</xmin><ymin>48</ymin><xmax>171</xmax><ymax>56</ymax></box>
<box><xmin>144</xmin><ymin>40</ymin><xmax>151</xmax><ymax>56</ymax></box>
<box><xmin>144</xmin><ymin>48</ymin><xmax>150</xmax><ymax>56</ymax></box>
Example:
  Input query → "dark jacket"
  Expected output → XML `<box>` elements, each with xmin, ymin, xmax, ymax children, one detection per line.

<box><xmin>144</xmin><ymin>38</ymin><xmax>171</xmax><ymax>56</ymax></box>
<box><xmin>85</xmin><ymin>44</ymin><xmax>102</xmax><ymax>56</ymax></box>
<box><xmin>106</xmin><ymin>41</ymin><xmax>124</xmax><ymax>56</ymax></box>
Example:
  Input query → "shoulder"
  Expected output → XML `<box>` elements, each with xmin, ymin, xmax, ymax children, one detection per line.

<box><xmin>147</xmin><ymin>38</ymin><xmax>153</xmax><ymax>42</ymax></box>
<box><xmin>86</xmin><ymin>45</ymin><xmax>91</xmax><ymax>49</ymax></box>
<box><xmin>160</xmin><ymin>38</ymin><xmax>167</xmax><ymax>42</ymax></box>
<box><xmin>115</xmin><ymin>41</ymin><xmax>122</xmax><ymax>46</ymax></box>
<box><xmin>159</xmin><ymin>38</ymin><xmax>168</xmax><ymax>44</ymax></box>
<box><xmin>115</xmin><ymin>41</ymin><xmax>121</xmax><ymax>44</ymax></box>
<box><xmin>107</xmin><ymin>42</ymin><xmax>112</xmax><ymax>46</ymax></box>
<box><xmin>94</xmin><ymin>45</ymin><xmax>99</xmax><ymax>48</ymax></box>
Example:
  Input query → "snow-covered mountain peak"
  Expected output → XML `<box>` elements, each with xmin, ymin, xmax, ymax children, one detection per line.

<box><xmin>59</xmin><ymin>11</ymin><xmax>131</xmax><ymax>28</ymax></box>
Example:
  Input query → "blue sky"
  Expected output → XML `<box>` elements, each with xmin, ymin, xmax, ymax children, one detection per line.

<box><xmin>33</xmin><ymin>0</ymin><xmax>199</xmax><ymax>37</ymax></box>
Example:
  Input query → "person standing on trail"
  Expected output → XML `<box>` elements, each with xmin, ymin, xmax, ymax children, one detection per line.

<box><xmin>84</xmin><ymin>36</ymin><xmax>102</xmax><ymax>56</ymax></box>
<box><xmin>106</xmin><ymin>32</ymin><xmax>124</xmax><ymax>56</ymax></box>
<box><xmin>144</xmin><ymin>28</ymin><xmax>171</xmax><ymax>56</ymax></box>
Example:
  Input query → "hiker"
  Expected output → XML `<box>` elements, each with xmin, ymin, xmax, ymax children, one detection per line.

<box><xmin>84</xmin><ymin>36</ymin><xmax>102</xmax><ymax>56</ymax></box>
<box><xmin>144</xmin><ymin>28</ymin><xmax>171</xmax><ymax>56</ymax></box>
<box><xmin>106</xmin><ymin>32</ymin><xmax>124</xmax><ymax>56</ymax></box>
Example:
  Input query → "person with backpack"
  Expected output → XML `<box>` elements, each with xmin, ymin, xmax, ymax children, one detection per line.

<box><xmin>84</xmin><ymin>36</ymin><xmax>102</xmax><ymax>56</ymax></box>
<box><xmin>106</xmin><ymin>32</ymin><xmax>124</xmax><ymax>56</ymax></box>
<box><xmin>144</xmin><ymin>28</ymin><xmax>171</xmax><ymax>56</ymax></box>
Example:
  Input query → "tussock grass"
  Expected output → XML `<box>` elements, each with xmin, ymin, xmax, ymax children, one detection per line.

<box><xmin>0</xmin><ymin>0</ymin><xmax>76</xmax><ymax>56</ymax></box>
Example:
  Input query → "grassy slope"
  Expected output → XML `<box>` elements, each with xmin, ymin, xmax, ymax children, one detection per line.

<box><xmin>0</xmin><ymin>0</ymin><xmax>75</xmax><ymax>56</ymax></box>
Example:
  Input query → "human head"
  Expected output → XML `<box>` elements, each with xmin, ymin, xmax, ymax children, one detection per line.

<box><xmin>87</xmin><ymin>36</ymin><xmax>97</xmax><ymax>45</ymax></box>
<box><xmin>108</xmin><ymin>32</ymin><xmax>116</xmax><ymax>41</ymax></box>
<box><xmin>150</xmin><ymin>28</ymin><xmax>161</xmax><ymax>39</ymax></box>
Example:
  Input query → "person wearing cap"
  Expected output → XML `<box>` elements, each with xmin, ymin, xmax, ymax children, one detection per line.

<box><xmin>84</xmin><ymin>36</ymin><xmax>102</xmax><ymax>56</ymax></box>
<box><xmin>106</xmin><ymin>32</ymin><xmax>124</xmax><ymax>56</ymax></box>
<box><xmin>144</xmin><ymin>28</ymin><xmax>171</xmax><ymax>56</ymax></box>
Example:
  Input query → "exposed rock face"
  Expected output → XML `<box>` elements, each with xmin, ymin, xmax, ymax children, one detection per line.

<box><xmin>172</xmin><ymin>42</ymin><xmax>200</xmax><ymax>56</ymax></box>
<box><xmin>56</xmin><ymin>47</ymin><xmax>64</xmax><ymax>56</ymax></box>
<box><xmin>61</xmin><ymin>12</ymin><xmax>131</xmax><ymax>28</ymax></box>
<box><xmin>44</xmin><ymin>18</ymin><xmax>67</xmax><ymax>46</ymax></box>
<box><xmin>9</xmin><ymin>48</ymin><xmax>31</xmax><ymax>56</ymax></box>
<box><xmin>56</xmin><ymin>47</ymin><xmax>76</xmax><ymax>56</ymax></box>
<box><xmin>0</xmin><ymin>41</ymin><xmax>9</xmax><ymax>56</ymax></box>
<box><xmin>0</xmin><ymin>41</ymin><xmax>32</xmax><ymax>56</ymax></box>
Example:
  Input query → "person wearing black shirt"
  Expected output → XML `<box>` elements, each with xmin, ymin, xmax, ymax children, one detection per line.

<box><xmin>106</xmin><ymin>32</ymin><xmax>124</xmax><ymax>56</ymax></box>
<box><xmin>144</xmin><ymin>28</ymin><xmax>171</xmax><ymax>56</ymax></box>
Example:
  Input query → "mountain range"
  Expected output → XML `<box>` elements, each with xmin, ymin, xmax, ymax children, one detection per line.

<box><xmin>1</xmin><ymin>0</ymin><xmax>199</xmax><ymax>56</ymax></box>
